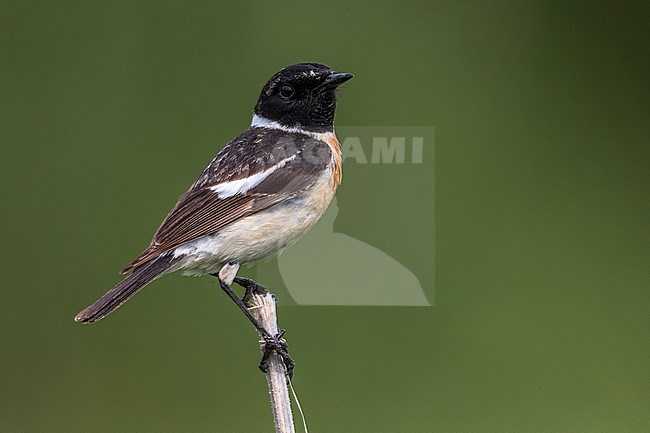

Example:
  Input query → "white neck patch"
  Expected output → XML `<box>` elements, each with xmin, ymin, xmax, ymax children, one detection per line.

<box><xmin>251</xmin><ymin>114</ymin><xmax>317</xmax><ymax>136</ymax></box>
<box><xmin>250</xmin><ymin>113</ymin><xmax>338</xmax><ymax>155</ymax></box>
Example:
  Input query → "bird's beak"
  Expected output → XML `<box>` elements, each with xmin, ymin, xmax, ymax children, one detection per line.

<box><xmin>321</xmin><ymin>72</ymin><xmax>354</xmax><ymax>89</ymax></box>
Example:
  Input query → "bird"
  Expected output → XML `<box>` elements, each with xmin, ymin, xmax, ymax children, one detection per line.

<box><xmin>74</xmin><ymin>63</ymin><xmax>353</xmax><ymax>372</ymax></box>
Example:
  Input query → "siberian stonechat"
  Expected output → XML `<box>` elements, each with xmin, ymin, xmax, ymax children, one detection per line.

<box><xmin>75</xmin><ymin>63</ymin><xmax>353</xmax><ymax>372</ymax></box>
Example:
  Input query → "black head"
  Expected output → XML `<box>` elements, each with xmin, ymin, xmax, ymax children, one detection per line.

<box><xmin>253</xmin><ymin>63</ymin><xmax>353</xmax><ymax>133</ymax></box>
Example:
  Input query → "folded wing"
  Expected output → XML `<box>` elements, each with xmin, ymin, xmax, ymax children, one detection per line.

<box><xmin>122</xmin><ymin>129</ymin><xmax>331</xmax><ymax>273</ymax></box>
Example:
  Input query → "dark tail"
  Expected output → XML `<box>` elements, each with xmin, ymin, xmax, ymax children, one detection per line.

<box><xmin>74</xmin><ymin>254</ymin><xmax>177</xmax><ymax>324</ymax></box>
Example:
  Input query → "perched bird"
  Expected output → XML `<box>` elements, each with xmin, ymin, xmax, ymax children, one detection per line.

<box><xmin>75</xmin><ymin>63</ymin><xmax>352</xmax><ymax>369</ymax></box>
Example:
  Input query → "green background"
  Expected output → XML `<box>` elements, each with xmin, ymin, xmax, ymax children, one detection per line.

<box><xmin>1</xmin><ymin>1</ymin><xmax>648</xmax><ymax>432</ymax></box>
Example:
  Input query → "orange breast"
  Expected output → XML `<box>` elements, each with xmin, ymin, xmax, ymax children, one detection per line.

<box><xmin>318</xmin><ymin>132</ymin><xmax>343</xmax><ymax>190</ymax></box>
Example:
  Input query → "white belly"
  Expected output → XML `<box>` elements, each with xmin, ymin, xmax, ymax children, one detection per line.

<box><xmin>174</xmin><ymin>168</ymin><xmax>336</xmax><ymax>276</ymax></box>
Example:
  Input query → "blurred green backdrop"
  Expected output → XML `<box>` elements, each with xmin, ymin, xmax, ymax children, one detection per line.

<box><xmin>1</xmin><ymin>1</ymin><xmax>648</xmax><ymax>432</ymax></box>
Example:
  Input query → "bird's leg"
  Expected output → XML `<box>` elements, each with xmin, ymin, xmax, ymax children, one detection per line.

<box><xmin>212</xmin><ymin>264</ymin><xmax>294</xmax><ymax>378</ymax></box>
<box><xmin>232</xmin><ymin>276</ymin><xmax>295</xmax><ymax>377</ymax></box>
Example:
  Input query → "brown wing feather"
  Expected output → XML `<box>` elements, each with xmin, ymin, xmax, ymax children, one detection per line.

<box><xmin>121</xmin><ymin>129</ymin><xmax>332</xmax><ymax>273</ymax></box>
<box><xmin>122</xmin><ymin>192</ymin><xmax>273</xmax><ymax>273</ymax></box>
<box><xmin>122</xmin><ymin>132</ymin><xmax>332</xmax><ymax>273</ymax></box>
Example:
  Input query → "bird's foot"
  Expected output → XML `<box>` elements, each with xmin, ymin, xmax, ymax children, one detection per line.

<box><xmin>233</xmin><ymin>276</ymin><xmax>268</xmax><ymax>305</ymax></box>
<box><xmin>212</xmin><ymin>271</ymin><xmax>294</xmax><ymax>378</ymax></box>
<box><xmin>259</xmin><ymin>329</ymin><xmax>295</xmax><ymax>379</ymax></box>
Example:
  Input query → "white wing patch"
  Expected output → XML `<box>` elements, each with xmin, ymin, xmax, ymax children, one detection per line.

<box><xmin>209</xmin><ymin>154</ymin><xmax>297</xmax><ymax>198</ymax></box>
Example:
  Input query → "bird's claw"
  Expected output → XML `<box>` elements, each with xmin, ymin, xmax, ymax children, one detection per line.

<box><xmin>259</xmin><ymin>330</ymin><xmax>294</xmax><ymax>379</ymax></box>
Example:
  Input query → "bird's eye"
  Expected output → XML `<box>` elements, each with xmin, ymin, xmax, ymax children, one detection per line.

<box><xmin>279</xmin><ymin>84</ymin><xmax>295</xmax><ymax>99</ymax></box>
